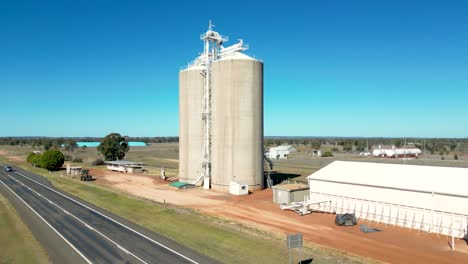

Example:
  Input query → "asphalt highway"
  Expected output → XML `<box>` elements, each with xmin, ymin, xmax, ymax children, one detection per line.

<box><xmin>0</xmin><ymin>164</ymin><xmax>218</xmax><ymax>264</ymax></box>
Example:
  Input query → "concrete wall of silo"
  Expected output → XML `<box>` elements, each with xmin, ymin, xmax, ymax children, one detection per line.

<box><xmin>211</xmin><ymin>54</ymin><xmax>264</xmax><ymax>191</ymax></box>
<box><xmin>178</xmin><ymin>66</ymin><xmax>205</xmax><ymax>183</ymax></box>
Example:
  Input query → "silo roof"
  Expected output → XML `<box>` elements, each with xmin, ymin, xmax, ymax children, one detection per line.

<box><xmin>218</xmin><ymin>52</ymin><xmax>258</xmax><ymax>61</ymax></box>
<box><xmin>307</xmin><ymin>161</ymin><xmax>468</xmax><ymax>197</ymax></box>
<box><xmin>180</xmin><ymin>65</ymin><xmax>205</xmax><ymax>72</ymax></box>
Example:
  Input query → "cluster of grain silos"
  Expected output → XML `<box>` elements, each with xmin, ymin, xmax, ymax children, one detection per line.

<box><xmin>179</xmin><ymin>24</ymin><xmax>264</xmax><ymax>193</ymax></box>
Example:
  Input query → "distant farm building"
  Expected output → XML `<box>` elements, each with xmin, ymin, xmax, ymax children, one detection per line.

<box><xmin>268</xmin><ymin>145</ymin><xmax>297</xmax><ymax>159</ymax></box>
<box><xmin>105</xmin><ymin>161</ymin><xmax>143</xmax><ymax>173</ymax></box>
<box><xmin>372</xmin><ymin>146</ymin><xmax>421</xmax><ymax>158</ymax></box>
<box><xmin>311</xmin><ymin>150</ymin><xmax>321</xmax><ymax>157</ymax></box>
<box><xmin>306</xmin><ymin>161</ymin><xmax>468</xmax><ymax>238</ymax></box>
<box><xmin>77</xmin><ymin>142</ymin><xmax>148</xmax><ymax>147</ymax></box>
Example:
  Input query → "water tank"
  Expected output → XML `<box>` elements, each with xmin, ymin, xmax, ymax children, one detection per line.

<box><xmin>210</xmin><ymin>53</ymin><xmax>264</xmax><ymax>191</ymax></box>
<box><xmin>179</xmin><ymin>65</ymin><xmax>205</xmax><ymax>183</ymax></box>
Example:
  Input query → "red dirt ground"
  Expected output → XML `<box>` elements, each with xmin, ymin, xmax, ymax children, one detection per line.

<box><xmin>88</xmin><ymin>168</ymin><xmax>468</xmax><ymax>263</ymax></box>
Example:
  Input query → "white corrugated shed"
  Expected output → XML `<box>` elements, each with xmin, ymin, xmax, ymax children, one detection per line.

<box><xmin>269</xmin><ymin>145</ymin><xmax>297</xmax><ymax>159</ymax></box>
<box><xmin>307</xmin><ymin>161</ymin><xmax>468</xmax><ymax>238</ymax></box>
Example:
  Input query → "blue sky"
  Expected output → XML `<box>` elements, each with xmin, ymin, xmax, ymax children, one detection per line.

<box><xmin>0</xmin><ymin>1</ymin><xmax>467</xmax><ymax>137</ymax></box>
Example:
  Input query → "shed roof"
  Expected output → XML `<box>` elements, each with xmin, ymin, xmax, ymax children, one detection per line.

<box><xmin>271</xmin><ymin>145</ymin><xmax>295</xmax><ymax>151</ymax></box>
<box><xmin>307</xmin><ymin>161</ymin><xmax>468</xmax><ymax>197</ymax></box>
<box><xmin>105</xmin><ymin>160</ymin><xmax>142</xmax><ymax>166</ymax></box>
<box><xmin>272</xmin><ymin>183</ymin><xmax>309</xmax><ymax>191</ymax></box>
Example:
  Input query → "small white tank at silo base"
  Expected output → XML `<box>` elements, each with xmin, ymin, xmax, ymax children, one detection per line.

<box><xmin>211</xmin><ymin>52</ymin><xmax>264</xmax><ymax>192</ymax></box>
<box><xmin>178</xmin><ymin>65</ymin><xmax>205</xmax><ymax>184</ymax></box>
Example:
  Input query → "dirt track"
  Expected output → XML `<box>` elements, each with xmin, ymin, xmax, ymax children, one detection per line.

<box><xmin>90</xmin><ymin>168</ymin><xmax>468</xmax><ymax>263</ymax></box>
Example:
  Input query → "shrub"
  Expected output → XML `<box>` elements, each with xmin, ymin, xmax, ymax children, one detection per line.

<box><xmin>26</xmin><ymin>152</ymin><xmax>41</xmax><ymax>166</ymax></box>
<box><xmin>72</xmin><ymin>157</ymin><xmax>83</xmax><ymax>163</ymax></box>
<box><xmin>39</xmin><ymin>149</ymin><xmax>65</xmax><ymax>171</ymax></box>
<box><xmin>92</xmin><ymin>158</ymin><xmax>105</xmax><ymax>166</ymax></box>
<box><xmin>64</xmin><ymin>154</ymin><xmax>72</xmax><ymax>161</ymax></box>
<box><xmin>454</xmin><ymin>153</ymin><xmax>458</xmax><ymax>160</ymax></box>
<box><xmin>322</xmin><ymin>151</ymin><xmax>334</xmax><ymax>157</ymax></box>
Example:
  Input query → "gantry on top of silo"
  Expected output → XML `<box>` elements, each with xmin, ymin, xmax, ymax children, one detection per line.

<box><xmin>179</xmin><ymin>22</ymin><xmax>264</xmax><ymax>193</ymax></box>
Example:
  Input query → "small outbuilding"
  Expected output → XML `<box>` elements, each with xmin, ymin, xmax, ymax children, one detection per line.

<box><xmin>229</xmin><ymin>181</ymin><xmax>249</xmax><ymax>195</ymax></box>
<box><xmin>66</xmin><ymin>165</ymin><xmax>82</xmax><ymax>175</ymax></box>
<box><xmin>105</xmin><ymin>161</ymin><xmax>143</xmax><ymax>173</ymax></box>
<box><xmin>269</xmin><ymin>145</ymin><xmax>297</xmax><ymax>159</ymax></box>
<box><xmin>311</xmin><ymin>150</ymin><xmax>321</xmax><ymax>157</ymax></box>
<box><xmin>272</xmin><ymin>183</ymin><xmax>309</xmax><ymax>205</ymax></box>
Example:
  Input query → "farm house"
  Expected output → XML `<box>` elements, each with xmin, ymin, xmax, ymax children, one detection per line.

<box><xmin>306</xmin><ymin>161</ymin><xmax>468</xmax><ymax>238</ymax></box>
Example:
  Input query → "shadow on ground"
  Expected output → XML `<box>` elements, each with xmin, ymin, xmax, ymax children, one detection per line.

<box><xmin>266</xmin><ymin>172</ymin><xmax>302</xmax><ymax>185</ymax></box>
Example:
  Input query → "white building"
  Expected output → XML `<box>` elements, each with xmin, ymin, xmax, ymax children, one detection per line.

<box><xmin>372</xmin><ymin>146</ymin><xmax>421</xmax><ymax>158</ymax></box>
<box><xmin>306</xmin><ymin>161</ymin><xmax>468</xmax><ymax>238</ymax></box>
<box><xmin>105</xmin><ymin>161</ymin><xmax>143</xmax><ymax>174</ymax></box>
<box><xmin>269</xmin><ymin>145</ymin><xmax>297</xmax><ymax>159</ymax></box>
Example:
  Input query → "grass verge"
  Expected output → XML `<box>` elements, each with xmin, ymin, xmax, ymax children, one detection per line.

<box><xmin>0</xmin><ymin>192</ymin><xmax>50</xmax><ymax>264</ymax></box>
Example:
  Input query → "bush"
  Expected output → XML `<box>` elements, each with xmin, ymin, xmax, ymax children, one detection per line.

<box><xmin>72</xmin><ymin>157</ymin><xmax>83</xmax><ymax>163</ymax></box>
<box><xmin>39</xmin><ymin>150</ymin><xmax>65</xmax><ymax>171</ymax></box>
<box><xmin>64</xmin><ymin>154</ymin><xmax>72</xmax><ymax>161</ymax></box>
<box><xmin>92</xmin><ymin>158</ymin><xmax>105</xmax><ymax>166</ymax></box>
<box><xmin>322</xmin><ymin>151</ymin><xmax>334</xmax><ymax>157</ymax></box>
<box><xmin>454</xmin><ymin>153</ymin><xmax>458</xmax><ymax>160</ymax></box>
<box><xmin>26</xmin><ymin>152</ymin><xmax>41</xmax><ymax>166</ymax></box>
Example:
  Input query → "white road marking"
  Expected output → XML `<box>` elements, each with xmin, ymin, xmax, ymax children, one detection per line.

<box><xmin>3</xmin><ymin>165</ymin><xmax>200</xmax><ymax>264</ymax></box>
<box><xmin>0</xmin><ymin>175</ymin><xmax>93</xmax><ymax>264</ymax></box>
<box><xmin>5</xmin><ymin>174</ymin><xmax>148</xmax><ymax>264</ymax></box>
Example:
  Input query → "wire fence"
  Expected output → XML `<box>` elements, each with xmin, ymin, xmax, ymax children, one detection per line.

<box><xmin>309</xmin><ymin>192</ymin><xmax>468</xmax><ymax>238</ymax></box>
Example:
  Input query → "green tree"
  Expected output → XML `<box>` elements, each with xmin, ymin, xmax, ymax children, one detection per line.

<box><xmin>39</xmin><ymin>149</ymin><xmax>65</xmax><ymax>171</ymax></box>
<box><xmin>65</xmin><ymin>140</ymin><xmax>78</xmax><ymax>153</ymax></box>
<box><xmin>310</xmin><ymin>140</ymin><xmax>321</xmax><ymax>150</ymax></box>
<box><xmin>97</xmin><ymin>133</ymin><xmax>130</xmax><ymax>161</ymax></box>
<box><xmin>343</xmin><ymin>143</ymin><xmax>353</xmax><ymax>152</ymax></box>
<box><xmin>394</xmin><ymin>139</ymin><xmax>402</xmax><ymax>148</ymax></box>
<box><xmin>26</xmin><ymin>152</ymin><xmax>41</xmax><ymax>167</ymax></box>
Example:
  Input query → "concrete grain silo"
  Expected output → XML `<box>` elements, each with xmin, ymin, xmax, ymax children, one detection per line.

<box><xmin>178</xmin><ymin>22</ymin><xmax>264</xmax><ymax>194</ymax></box>
<box><xmin>178</xmin><ymin>65</ymin><xmax>205</xmax><ymax>183</ymax></box>
<box><xmin>211</xmin><ymin>53</ymin><xmax>264</xmax><ymax>191</ymax></box>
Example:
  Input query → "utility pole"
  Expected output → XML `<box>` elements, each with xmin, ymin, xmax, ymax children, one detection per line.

<box><xmin>423</xmin><ymin>138</ymin><xmax>426</xmax><ymax>161</ymax></box>
<box><xmin>404</xmin><ymin>137</ymin><xmax>407</xmax><ymax>165</ymax></box>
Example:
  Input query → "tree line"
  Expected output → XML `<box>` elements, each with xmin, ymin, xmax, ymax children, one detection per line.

<box><xmin>0</xmin><ymin>136</ymin><xmax>179</xmax><ymax>148</ymax></box>
<box><xmin>264</xmin><ymin>137</ymin><xmax>467</xmax><ymax>154</ymax></box>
